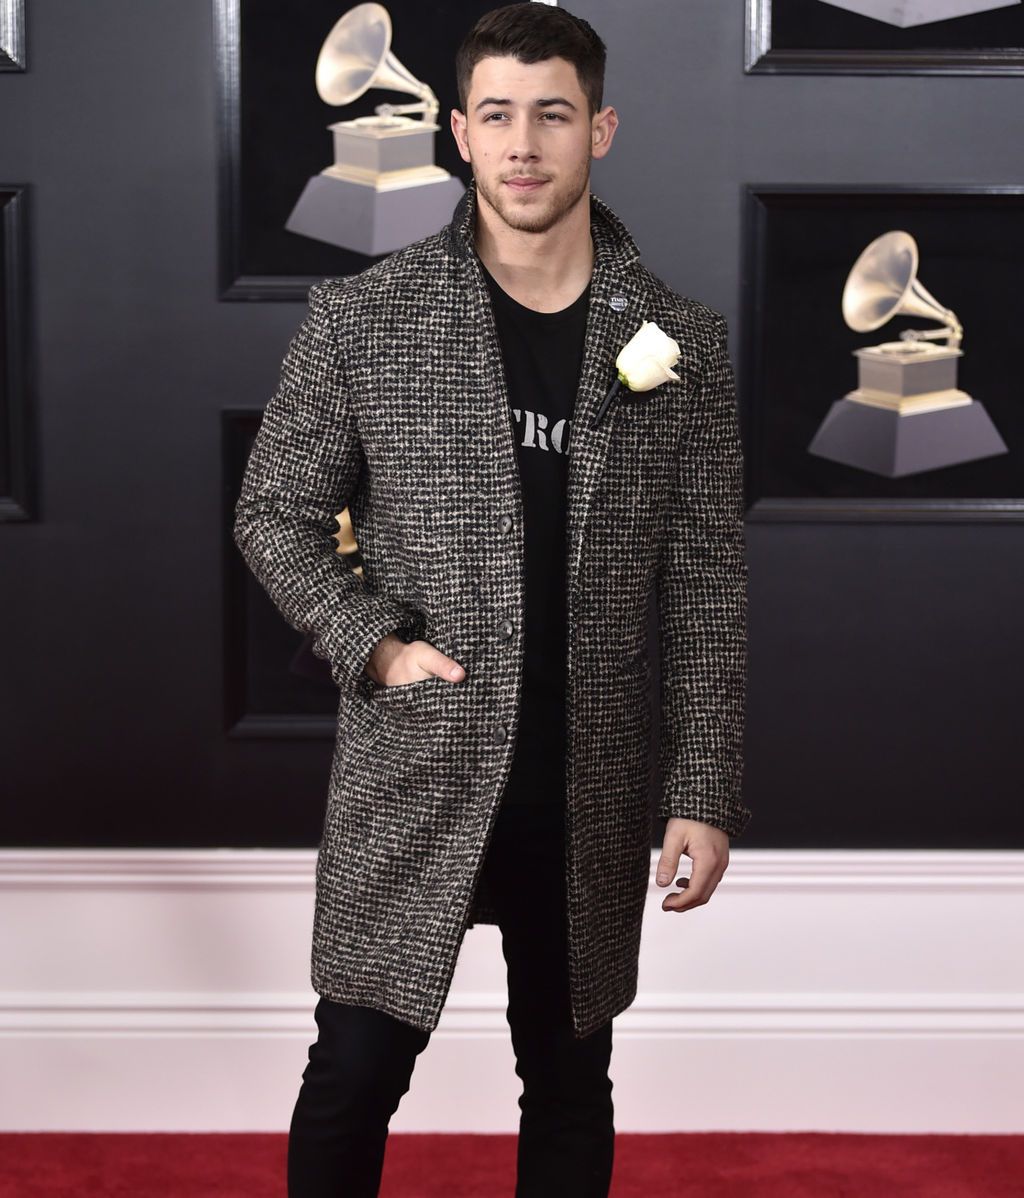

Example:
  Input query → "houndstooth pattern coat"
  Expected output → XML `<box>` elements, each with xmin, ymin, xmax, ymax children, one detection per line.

<box><xmin>233</xmin><ymin>179</ymin><xmax>751</xmax><ymax>1039</ymax></box>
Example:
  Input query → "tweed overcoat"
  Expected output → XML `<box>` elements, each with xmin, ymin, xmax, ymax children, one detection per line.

<box><xmin>232</xmin><ymin>179</ymin><xmax>751</xmax><ymax>1040</ymax></box>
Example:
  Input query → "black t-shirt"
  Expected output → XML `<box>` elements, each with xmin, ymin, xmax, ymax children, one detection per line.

<box><xmin>480</xmin><ymin>262</ymin><xmax>591</xmax><ymax>806</ymax></box>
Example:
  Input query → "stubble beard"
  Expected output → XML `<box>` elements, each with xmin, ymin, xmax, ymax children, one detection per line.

<box><xmin>473</xmin><ymin>153</ymin><xmax>592</xmax><ymax>236</ymax></box>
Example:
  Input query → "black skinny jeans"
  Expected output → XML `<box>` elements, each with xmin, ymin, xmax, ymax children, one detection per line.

<box><xmin>287</xmin><ymin>798</ymin><xmax>616</xmax><ymax>1198</ymax></box>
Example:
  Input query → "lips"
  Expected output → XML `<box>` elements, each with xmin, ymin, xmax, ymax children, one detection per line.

<box><xmin>505</xmin><ymin>178</ymin><xmax>548</xmax><ymax>192</ymax></box>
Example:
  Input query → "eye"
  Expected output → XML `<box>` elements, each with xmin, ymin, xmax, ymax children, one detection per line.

<box><xmin>481</xmin><ymin>111</ymin><xmax>566</xmax><ymax>123</ymax></box>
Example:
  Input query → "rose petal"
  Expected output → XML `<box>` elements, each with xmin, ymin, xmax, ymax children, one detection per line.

<box><xmin>622</xmin><ymin>354</ymin><xmax>677</xmax><ymax>391</ymax></box>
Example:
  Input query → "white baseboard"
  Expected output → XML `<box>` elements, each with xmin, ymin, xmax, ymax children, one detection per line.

<box><xmin>2</xmin><ymin>848</ymin><xmax>1022</xmax><ymax>1132</ymax></box>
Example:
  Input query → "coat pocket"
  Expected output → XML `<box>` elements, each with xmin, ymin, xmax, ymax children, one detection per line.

<box><xmin>367</xmin><ymin>674</ymin><xmax>465</xmax><ymax>707</ymax></box>
<box><xmin>613</xmin><ymin>374</ymin><xmax>693</xmax><ymax>423</ymax></box>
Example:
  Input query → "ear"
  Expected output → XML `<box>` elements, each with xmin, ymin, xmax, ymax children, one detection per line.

<box><xmin>450</xmin><ymin>108</ymin><xmax>471</xmax><ymax>164</ymax></box>
<box><xmin>591</xmin><ymin>105</ymin><xmax>619</xmax><ymax>161</ymax></box>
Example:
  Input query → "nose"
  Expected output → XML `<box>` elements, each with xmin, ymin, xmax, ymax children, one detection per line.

<box><xmin>507</xmin><ymin>114</ymin><xmax>541</xmax><ymax>164</ymax></box>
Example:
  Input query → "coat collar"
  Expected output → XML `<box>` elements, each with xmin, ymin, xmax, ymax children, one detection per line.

<box><xmin>445</xmin><ymin>177</ymin><xmax>642</xmax><ymax>270</ymax></box>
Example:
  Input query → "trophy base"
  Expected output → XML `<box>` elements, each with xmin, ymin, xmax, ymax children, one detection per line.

<box><xmin>807</xmin><ymin>396</ymin><xmax>1008</xmax><ymax>477</ymax></box>
<box><xmin>328</xmin><ymin>120</ymin><xmax>442</xmax><ymax>175</ymax></box>
<box><xmin>844</xmin><ymin>387</ymin><xmax>972</xmax><ymax>414</ymax></box>
<box><xmin>817</xmin><ymin>0</ymin><xmax>1019</xmax><ymax>28</ymax></box>
<box><xmin>285</xmin><ymin>172</ymin><xmax>465</xmax><ymax>257</ymax></box>
<box><xmin>321</xmin><ymin>162</ymin><xmax>451</xmax><ymax>191</ymax></box>
<box><xmin>853</xmin><ymin>343</ymin><xmax>962</xmax><ymax>397</ymax></box>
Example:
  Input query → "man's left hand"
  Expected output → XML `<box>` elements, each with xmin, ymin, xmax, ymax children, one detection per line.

<box><xmin>655</xmin><ymin>817</ymin><xmax>730</xmax><ymax>913</ymax></box>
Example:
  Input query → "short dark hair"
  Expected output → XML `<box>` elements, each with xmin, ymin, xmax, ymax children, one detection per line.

<box><xmin>455</xmin><ymin>3</ymin><xmax>607</xmax><ymax>119</ymax></box>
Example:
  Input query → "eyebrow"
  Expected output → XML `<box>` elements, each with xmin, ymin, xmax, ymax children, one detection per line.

<box><xmin>474</xmin><ymin>96</ymin><xmax>578</xmax><ymax>112</ymax></box>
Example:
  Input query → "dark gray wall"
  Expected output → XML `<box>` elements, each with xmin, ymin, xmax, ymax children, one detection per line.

<box><xmin>2</xmin><ymin>1</ymin><xmax>1020</xmax><ymax>848</ymax></box>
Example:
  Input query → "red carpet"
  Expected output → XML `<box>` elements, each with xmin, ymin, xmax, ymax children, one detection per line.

<box><xmin>1</xmin><ymin>1132</ymin><xmax>1022</xmax><ymax>1197</ymax></box>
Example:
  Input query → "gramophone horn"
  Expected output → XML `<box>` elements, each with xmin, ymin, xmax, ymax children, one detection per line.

<box><xmin>842</xmin><ymin>230</ymin><xmax>962</xmax><ymax>348</ymax></box>
<box><xmin>314</xmin><ymin>2</ymin><xmax>434</xmax><ymax>110</ymax></box>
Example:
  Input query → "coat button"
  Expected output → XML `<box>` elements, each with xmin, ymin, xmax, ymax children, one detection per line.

<box><xmin>496</xmin><ymin>514</ymin><xmax>513</xmax><ymax>534</ymax></box>
<box><xmin>492</xmin><ymin>723</ymin><xmax>508</xmax><ymax>745</ymax></box>
<box><xmin>497</xmin><ymin>618</ymin><xmax>515</xmax><ymax>640</ymax></box>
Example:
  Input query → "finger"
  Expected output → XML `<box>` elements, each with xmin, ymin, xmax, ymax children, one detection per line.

<box><xmin>655</xmin><ymin>846</ymin><xmax>681</xmax><ymax>887</ymax></box>
<box><xmin>662</xmin><ymin>853</ymin><xmax>725</xmax><ymax>912</ymax></box>
<box><xmin>420</xmin><ymin>646</ymin><xmax>465</xmax><ymax>682</ymax></box>
<box><xmin>433</xmin><ymin>651</ymin><xmax>464</xmax><ymax>680</ymax></box>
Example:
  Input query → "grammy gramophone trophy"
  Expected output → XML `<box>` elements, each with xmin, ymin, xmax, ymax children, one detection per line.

<box><xmin>286</xmin><ymin>2</ymin><xmax>465</xmax><ymax>257</ymax></box>
<box><xmin>806</xmin><ymin>230</ymin><xmax>1007</xmax><ymax>478</ymax></box>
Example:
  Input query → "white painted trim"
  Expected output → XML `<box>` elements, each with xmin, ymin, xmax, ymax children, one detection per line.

<box><xmin>2</xmin><ymin>848</ymin><xmax>1023</xmax><ymax>1131</ymax></box>
<box><xmin>3</xmin><ymin>845</ymin><xmax>1022</xmax><ymax>886</ymax></box>
<box><xmin>3</xmin><ymin>987</ymin><xmax>1024</xmax><ymax>1036</ymax></box>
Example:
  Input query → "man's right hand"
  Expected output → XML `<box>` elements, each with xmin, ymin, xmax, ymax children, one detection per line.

<box><xmin>364</xmin><ymin>632</ymin><xmax>466</xmax><ymax>688</ymax></box>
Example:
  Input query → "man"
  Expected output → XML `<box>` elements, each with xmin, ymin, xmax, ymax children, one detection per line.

<box><xmin>233</xmin><ymin>5</ymin><xmax>751</xmax><ymax>1196</ymax></box>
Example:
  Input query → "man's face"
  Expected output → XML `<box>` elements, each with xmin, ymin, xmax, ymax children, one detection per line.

<box><xmin>451</xmin><ymin>54</ymin><xmax>616</xmax><ymax>236</ymax></box>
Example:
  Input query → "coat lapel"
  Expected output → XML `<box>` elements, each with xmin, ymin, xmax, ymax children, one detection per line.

<box><xmin>563</xmin><ymin>252</ymin><xmax>649</xmax><ymax>596</ymax></box>
<box><xmin>445</xmin><ymin>180</ymin><xmax>649</xmax><ymax>598</ymax></box>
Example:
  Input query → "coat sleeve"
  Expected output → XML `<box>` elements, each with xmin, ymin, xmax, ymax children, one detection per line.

<box><xmin>653</xmin><ymin>313</ymin><xmax>752</xmax><ymax>837</ymax></box>
<box><xmin>232</xmin><ymin>282</ymin><xmax>426</xmax><ymax>695</ymax></box>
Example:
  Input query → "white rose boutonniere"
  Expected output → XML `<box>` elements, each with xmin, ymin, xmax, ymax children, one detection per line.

<box><xmin>591</xmin><ymin>320</ymin><xmax>683</xmax><ymax>429</ymax></box>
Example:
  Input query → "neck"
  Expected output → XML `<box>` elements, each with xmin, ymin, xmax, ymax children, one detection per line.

<box><xmin>472</xmin><ymin>184</ymin><xmax>595</xmax><ymax>314</ymax></box>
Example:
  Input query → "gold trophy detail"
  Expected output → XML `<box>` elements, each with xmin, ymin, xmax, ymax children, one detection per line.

<box><xmin>807</xmin><ymin>230</ymin><xmax>1007</xmax><ymax>477</ymax></box>
<box><xmin>286</xmin><ymin>3</ymin><xmax>465</xmax><ymax>256</ymax></box>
